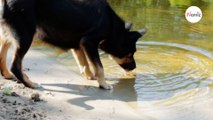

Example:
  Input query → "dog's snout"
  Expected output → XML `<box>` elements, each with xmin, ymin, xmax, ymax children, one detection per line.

<box><xmin>120</xmin><ymin>61</ymin><xmax>136</xmax><ymax>71</ymax></box>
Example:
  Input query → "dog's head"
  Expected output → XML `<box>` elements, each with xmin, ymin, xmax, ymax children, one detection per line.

<box><xmin>100</xmin><ymin>23</ymin><xmax>147</xmax><ymax>71</ymax></box>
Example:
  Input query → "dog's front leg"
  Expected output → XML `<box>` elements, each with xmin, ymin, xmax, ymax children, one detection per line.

<box><xmin>71</xmin><ymin>48</ymin><xmax>95</xmax><ymax>80</ymax></box>
<box><xmin>81</xmin><ymin>39</ymin><xmax>113</xmax><ymax>90</ymax></box>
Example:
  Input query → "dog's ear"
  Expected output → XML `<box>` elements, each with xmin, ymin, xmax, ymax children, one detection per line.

<box><xmin>130</xmin><ymin>32</ymin><xmax>142</xmax><ymax>42</ymax></box>
<box><xmin>130</xmin><ymin>28</ymin><xmax>148</xmax><ymax>42</ymax></box>
<box><xmin>125</xmin><ymin>22</ymin><xmax>132</xmax><ymax>31</ymax></box>
<box><xmin>137</xmin><ymin>27</ymin><xmax>148</xmax><ymax>36</ymax></box>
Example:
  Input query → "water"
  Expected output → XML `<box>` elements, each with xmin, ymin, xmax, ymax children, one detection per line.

<box><xmin>32</xmin><ymin>1</ymin><xmax>213</xmax><ymax>119</ymax></box>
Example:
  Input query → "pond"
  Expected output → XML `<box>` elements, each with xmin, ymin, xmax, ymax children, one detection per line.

<box><xmin>32</xmin><ymin>0</ymin><xmax>213</xmax><ymax>119</ymax></box>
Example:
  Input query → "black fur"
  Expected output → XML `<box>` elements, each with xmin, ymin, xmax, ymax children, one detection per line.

<box><xmin>0</xmin><ymin>0</ymin><xmax>145</xmax><ymax>88</ymax></box>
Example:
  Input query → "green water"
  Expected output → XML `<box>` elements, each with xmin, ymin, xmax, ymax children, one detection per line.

<box><xmin>106</xmin><ymin>1</ymin><xmax>213</xmax><ymax>119</ymax></box>
<box><xmin>32</xmin><ymin>1</ymin><xmax>213</xmax><ymax>119</ymax></box>
<box><xmin>109</xmin><ymin>0</ymin><xmax>213</xmax><ymax>51</ymax></box>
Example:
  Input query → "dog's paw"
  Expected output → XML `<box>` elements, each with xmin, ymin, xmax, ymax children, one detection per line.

<box><xmin>99</xmin><ymin>83</ymin><xmax>113</xmax><ymax>90</ymax></box>
<box><xmin>29</xmin><ymin>82</ymin><xmax>41</xmax><ymax>89</ymax></box>
<box><xmin>4</xmin><ymin>74</ymin><xmax>15</xmax><ymax>80</ymax></box>
<box><xmin>23</xmin><ymin>74</ymin><xmax>40</xmax><ymax>89</ymax></box>
<box><xmin>2</xmin><ymin>71</ymin><xmax>15</xmax><ymax>80</ymax></box>
<box><xmin>85</xmin><ymin>75</ymin><xmax>97</xmax><ymax>80</ymax></box>
<box><xmin>83</xmin><ymin>71</ymin><xmax>97</xmax><ymax>80</ymax></box>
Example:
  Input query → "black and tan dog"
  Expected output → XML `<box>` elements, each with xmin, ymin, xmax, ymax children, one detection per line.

<box><xmin>0</xmin><ymin>0</ymin><xmax>147</xmax><ymax>90</ymax></box>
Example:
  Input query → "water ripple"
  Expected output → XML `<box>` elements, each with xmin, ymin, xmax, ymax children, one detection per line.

<box><xmin>129</xmin><ymin>41</ymin><xmax>213</xmax><ymax>102</ymax></box>
<box><xmin>137</xmin><ymin>41</ymin><xmax>213</xmax><ymax>60</ymax></box>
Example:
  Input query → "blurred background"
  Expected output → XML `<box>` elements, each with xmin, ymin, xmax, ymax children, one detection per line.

<box><xmin>108</xmin><ymin>0</ymin><xmax>213</xmax><ymax>50</ymax></box>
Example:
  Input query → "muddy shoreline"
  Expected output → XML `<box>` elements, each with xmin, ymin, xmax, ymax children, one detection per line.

<box><xmin>0</xmin><ymin>81</ymin><xmax>46</xmax><ymax>120</ymax></box>
<box><xmin>0</xmin><ymin>49</ymin><xmax>150</xmax><ymax>120</ymax></box>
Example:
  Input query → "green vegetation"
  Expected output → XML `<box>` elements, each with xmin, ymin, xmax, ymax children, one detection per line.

<box><xmin>2</xmin><ymin>87</ymin><xmax>12</xmax><ymax>96</ymax></box>
<box><xmin>109</xmin><ymin>0</ymin><xmax>208</xmax><ymax>8</ymax></box>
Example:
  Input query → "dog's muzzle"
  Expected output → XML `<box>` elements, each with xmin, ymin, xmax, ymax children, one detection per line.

<box><xmin>120</xmin><ymin>61</ymin><xmax>136</xmax><ymax>71</ymax></box>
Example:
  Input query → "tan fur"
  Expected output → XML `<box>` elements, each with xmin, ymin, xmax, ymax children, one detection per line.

<box><xmin>0</xmin><ymin>38</ymin><xmax>13</xmax><ymax>79</ymax></box>
<box><xmin>0</xmin><ymin>23</ymin><xmax>15</xmax><ymax>79</ymax></box>
<box><xmin>111</xmin><ymin>53</ymin><xmax>133</xmax><ymax>65</ymax></box>
<box><xmin>80</xmin><ymin>45</ymin><xmax>112</xmax><ymax>89</ymax></box>
<box><xmin>71</xmin><ymin>48</ymin><xmax>95</xmax><ymax>80</ymax></box>
<box><xmin>94</xmin><ymin>65</ymin><xmax>108</xmax><ymax>89</ymax></box>
<box><xmin>22</xmin><ymin>72</ymin><xmax>39</xmax><ymax>88</ymax></box>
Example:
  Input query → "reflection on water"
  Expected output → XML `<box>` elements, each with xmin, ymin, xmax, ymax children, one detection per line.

<box><xmin>134</xmin><ymin>43</ymin><xmax>213</xmax><ymax>101</ymax></box>
<box><xmin>33</xmin><ymin>0</ymin><xmax>213</xmax><ymax>119</ymax></box>
<box><xmin>101</xmin><ymin>42</ymin><xmax>213</xmax><ymax>119</ymax></box>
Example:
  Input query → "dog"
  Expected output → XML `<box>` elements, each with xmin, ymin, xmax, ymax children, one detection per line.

<box><xmin>0</xmin><ymin>0</ymin><xmax>147</xmax><ymax>90</ymax></box>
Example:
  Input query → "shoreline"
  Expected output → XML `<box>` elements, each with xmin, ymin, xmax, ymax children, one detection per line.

<box><xmin>0</xmin><ymin>49</ymin><xmax>152</xmax><ymax>120</ymax></box>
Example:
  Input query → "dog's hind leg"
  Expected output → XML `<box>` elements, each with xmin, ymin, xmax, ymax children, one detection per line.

<box><xmin>4</xmin><ymin>3</ymin><xmax>39</xmax><ymax>88</ymax></box>
<box><xmin>71</xmin><ymin>48</ymin><xmax>95</xmax><ymax>80</ymax></box>
<box><xmin>9</xmin><ymin>27</ymin><xmax>39</xmax><ymax>88</ymax></box>
<box><xmin>10</xmin><ymin>23</ymin><xmax>39</xmax><ymax>88</ymax></box>
<box><xmin>0</xmin><ymin>37</ymin><xmax>14</xmax><ymax>79</ymax></box>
